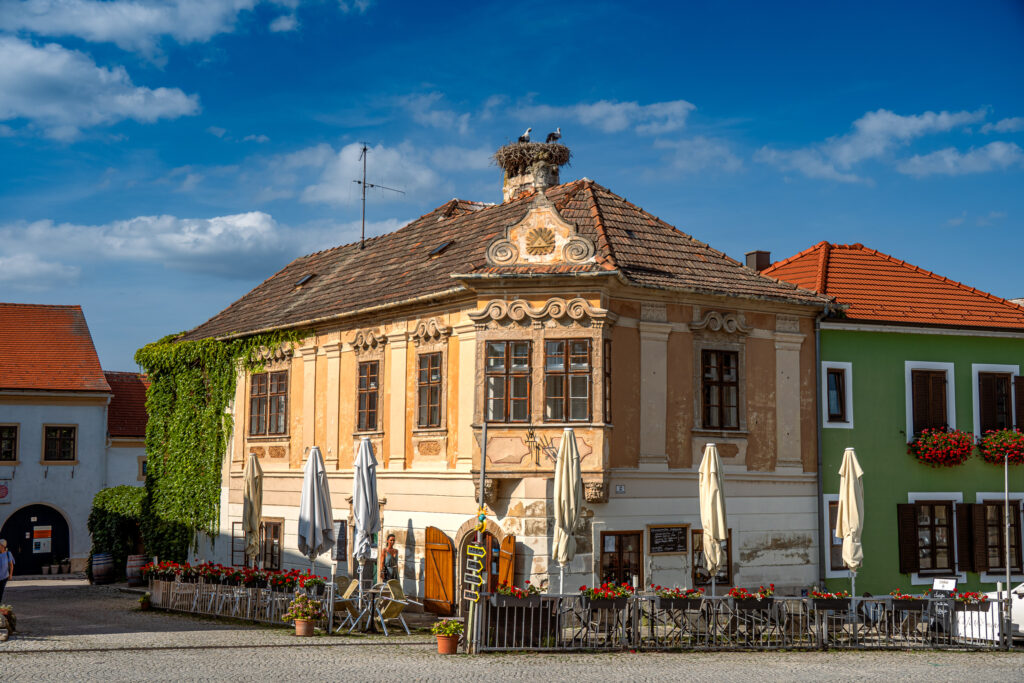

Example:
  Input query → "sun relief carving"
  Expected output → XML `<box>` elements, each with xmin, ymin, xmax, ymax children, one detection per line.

<box><xmin>485</xmin><ymin>192</ymin><xmax>595</xmax><ymax>267</ymax></box>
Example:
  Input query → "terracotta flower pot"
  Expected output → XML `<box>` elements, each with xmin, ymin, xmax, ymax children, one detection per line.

<box><xmin>139</xmin><ymin>600</ymin><xmax>152</xmax><ymax>611</ymax></box>
<box><xmin>294</xmin><ymin>619</ymin><xmax>315</xmax><ymax>637</ymax></box>
<box><xmin>436</xmin><ymin>634</ymin><xmax>460</xmax><ymax>655</ymax></box>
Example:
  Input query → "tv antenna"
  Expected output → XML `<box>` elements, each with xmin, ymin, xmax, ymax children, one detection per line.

<box><xmin>353</xmin><ymin>143</ymin><xmax>404</xmax><ymax>249</ymax></box>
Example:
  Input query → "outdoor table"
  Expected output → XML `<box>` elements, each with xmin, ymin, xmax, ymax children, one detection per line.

<box><xmin>355</xmin><ymin>583</ymin><xmax>386</xmax><ymax>633</ymax></box>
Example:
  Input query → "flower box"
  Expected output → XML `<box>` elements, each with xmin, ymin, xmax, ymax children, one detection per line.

<box><xmin>657</xmin><ymin>596</ymin><xmax>703</xmax><ymax>611</ymax></box>
<box><xmin>491</xmin><ymin>594</ymin><xmax>543</xmax><ymax>608</ymax></box>
<box><xmin>954</xmin><ymin>601</ymin><xmax>989</xmax><ymax>612</ymax></box>
<box><xmin>584</xmin><ymin>596</ymin><xmax>629</xmax><ymax>611</ymax></box>
<box><xmin>732</xmin><ymin>597</ymin><xmax>774</xmax><ymax>612</ymax></box>
<box><xmin>811</xmin><ymin>598</ymin><xmax>851</xmax><ymax>611</ymax></box>
<box><xmin>891</xmin><ymin>599</ymin><xmax>926</xmax><ymax>612</ymax></box>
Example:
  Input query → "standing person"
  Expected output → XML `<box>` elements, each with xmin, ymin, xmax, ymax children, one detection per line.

<box><xmin>0</xmin><ymin>539</ymin><xmax>13</xmax><ymax>602</ymax></box>
<box><xmin>379</xmin><ymin>533</ymin><xmax>398</xmax><ymax>582</ymax></box>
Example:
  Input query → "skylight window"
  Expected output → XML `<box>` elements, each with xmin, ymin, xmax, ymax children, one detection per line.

<box><xmin>294</xmin><ymin>274</ymin><xmax>316</xmax><ymax>287</ymax></box>
<box><xmin>430</xmin><ymin>240</ymin><xmax>454</xmax><ymax>256</ymax></box>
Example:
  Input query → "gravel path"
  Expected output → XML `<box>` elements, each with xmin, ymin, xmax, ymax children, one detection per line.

<box><xmin>2</xmin><ymin>580</ymin><xmax>1022</xmax><ymax>681</ymax></box>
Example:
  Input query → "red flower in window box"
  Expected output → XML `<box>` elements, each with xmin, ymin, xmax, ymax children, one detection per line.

<box><xmin>907</xmin><ymin>428</ymin><xmax>974</xmax><ymax>468</ymax></box>
<box><xmin>977</xmin><ymin>429</ymin><xmax>1024</xmax><ymax>465</ymax></box>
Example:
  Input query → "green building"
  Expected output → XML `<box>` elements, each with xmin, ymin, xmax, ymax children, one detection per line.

<box><xmin>765</xmin><ymin>242</ymin><xmax>1024</xmax><ymax>594</ymax></box>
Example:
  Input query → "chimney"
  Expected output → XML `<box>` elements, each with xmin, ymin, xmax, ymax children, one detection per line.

<box><xmin>494</xmin><ymin>141</ymin><xmax>571</xmax><ymax>202</ymax></box>
<box><xmin>745</xmin><ymin>250</ymin><xmax>771</xmax><ymax>272</ymax></box>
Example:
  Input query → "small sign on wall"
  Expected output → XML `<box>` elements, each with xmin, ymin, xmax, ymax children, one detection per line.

<box><xmin>648</xmin><ymin>524</ymin><xmax>690</xmax><ymax>555</ymax></box>
<box><xmin>0</xmin><ymin>479</ymin><xmax>10</xmax><ymax>504</ymax></box>
<box><xmin>33</xmin><ymin>525</ymin><xmax>52</xmax><ymax>553</ymax></box>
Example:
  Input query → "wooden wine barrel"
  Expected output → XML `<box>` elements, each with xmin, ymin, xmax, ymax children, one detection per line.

<box><xmin>91</xmin><ymin>553</ymin><xmax>115</xmax><ymax>585</ymax></box>
<box><xmin>126</xmin><ymin>554</ymin><xmax>148</xmax><ymax>586</ymax></box>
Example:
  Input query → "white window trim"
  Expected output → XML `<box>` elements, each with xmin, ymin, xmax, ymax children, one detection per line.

<box><xmin>904</xmin><ymin>361</ymin><xmax>956</xmax><ymax>437</ymax></box>
<box><xmin>907</xmin><ymin>491</ymin><xmax>965</xmax><ymax>585</ymax></box>
<box><xmin>971</xmin><ymin>363</ymin><xmax>1020</xmax><ymax>437</ymax></box>
<box><xmin>822</xmin><ymin>493</ymin><xmax>851</xmax><ymax>578</ymax></box>
<box><xmin>975</xmin><ymin>492</ymin><xmax>1024</xmax><ymax>583</ymax></box>
<box><xmin>821</xmin><ymin>361</ymin><xmax>854</xmax><ymax>429</ymax></box>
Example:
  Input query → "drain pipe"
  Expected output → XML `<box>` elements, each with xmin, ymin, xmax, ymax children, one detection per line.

<box><xmin>814</xmin><ymin>304</ymin><xmax>830</xmax><ymax>587</ymax></box>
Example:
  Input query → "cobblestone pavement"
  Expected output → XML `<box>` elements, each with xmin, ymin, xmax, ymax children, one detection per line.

<box><xmin>2</xmin><ymin>580</ymin><xmax>1023</xmax><ymax>681</ymax></box>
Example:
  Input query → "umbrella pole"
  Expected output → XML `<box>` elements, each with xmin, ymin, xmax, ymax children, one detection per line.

<box><xmin>560</xmin><ymin>563</ymin><xmax>565</xmax><ymax>595</ymax></box>
<box><xmin>711</xmin><ymin>576</ymin><xmax>716</xmax><ymax>598</ymax></box>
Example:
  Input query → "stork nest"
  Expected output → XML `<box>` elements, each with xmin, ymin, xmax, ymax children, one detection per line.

<box><xmin>494</xmin><ymin>142</ymin><xmax>571</xmax><ymax>177</ymax></box>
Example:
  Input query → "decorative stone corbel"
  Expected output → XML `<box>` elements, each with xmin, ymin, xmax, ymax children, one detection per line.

<box><xmin>583</xmin><ymin>478</ymin><xmax>609</xmax><ymax>504</ymax></box>
<box><xmin>474</xmin><ymin>479</ymin><xmax>499</xmax><ymax>507</ymax></box>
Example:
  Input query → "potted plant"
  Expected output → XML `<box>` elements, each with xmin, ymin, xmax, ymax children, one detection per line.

<box><xmin>61</xmin><ymin>558</ymin><xmax>71</xmax><ymax>574</ymax></box>
<box><xmin>729</xmin><ymin>584</ymin><xmax>775</xmax><ymax>611</ymax></box>
<box><xmin>299</xmin><ymin>575</ymin><xmax>326</xmax><ymax>597</ymax></box>
<box><xmin>0</xmin><ymin>604</ymin><xmax>15</xmax><ymax>634</ymax></box>
<box><xmin>430</xmin><ymin>618</ymin><xmax>463</xmax><ymax>655</ymax></box>
<box><xmin>139</xmin><ymin>592</ymin><xmax>152</xmax><ymax>611</ymax></box>
<box><xmin>952</xmin><ymin>590</ymin><xmax>990</xmax><ymax>612</ymax></box>
<box><xmin>651</xmin><ymin>584</ymin><xmax>704</xmax><ymax>610</ymax></box>
<box><xmin>978</xmin><ymin>429</ymin><xmax>1024</xmax><ymax>466</ymax></box>
<box><xmin>907</xmin><ymin>427</ymin><xmax>974</xmax><ymax>468</ymax></box>
<box><xmin>810</xmin><ymin>588</ymin><xmax>851</xmax><ymax>611</ymax></box>
<box><xmin>580</xmin><ymin>582</ymin><xmax>634</xmax><ymax>610</ymax></box>
<box><xmin>282</xmin><ymin>593</ymin><xmax>324</xmax><ymax>637</ymax></box>
<box><xmin>889</xmin><ymin>589</ymin><xmax>926</xmax><ymax>612</ymax></box>
<box><xmin>491</xmin><ymin>580</ymin><xmax>543</xmax><ymax>607</ymax></box>
<box><xmin>42</xmin><ymin>564</ymin><xmax>51</xmax><ymax>575</ymax></box>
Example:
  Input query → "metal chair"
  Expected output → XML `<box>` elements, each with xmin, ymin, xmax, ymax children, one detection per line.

<box><xmin>334</xmin><ymin>580</ymin><xmax>361</xmax><ymax>633</ymax></box>
<box><xmin>375</xmin><ymin>579</ymin><xmax>419</xmax><ymax>636</ymax></box>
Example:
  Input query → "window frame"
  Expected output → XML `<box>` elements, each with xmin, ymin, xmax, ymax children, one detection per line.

<box><xmin>904</xmin><ymin>362</ymin><xmax>955</xmax><ymax>438</ymax></box>
<box><xmin>260</xmin><ymin>518</ymin><xmax>284</xmax><ymax>571</ymax></box>
<box><xmin>691</xmin><ymin>528</ymin><xmax>733</xmax><ymax>587</ymax></box>
<box><xmin>41</xmin><ymin>424</ymin><xmax>77</xmax><ymax>464</ymax></box>
<box><xmin>0</xmin><ymin>424</ymin><xmax>18</xmax><ymax>463</ymax></box>
<box><xmin>972</xmin><ymin>363</ymin><xmax>1019</xmax><ymax>437</ymax></box>
<box><xmin>914</xmin><ymin>500</ymin><xmax>955</xmax><ymax>575</ymax></box>
<box><xmin>543</xmin><ymin>338</ymin><xmax>592</xmax><ymax>423</ymax></box>
<box><xmin>484</xmin><ymin>340</ymin><xmax>532</xmax><ymax>424</ymax></box>
<box><xmin>416</xmin><ymin>352</ymin><xmax>443</xmax><ymax>429</ymax></box>
<box><xmin>599</xmin><ymin>530</ymin><xmax>644</xmax><ymax>587</ymax></box>
<box><xmin>357</xmin><ymin>360</ymin><xmax>381</xmax><ymax>432</ymax></box>
<box><xmin>700</xmin><ymin>349</ymin><xmax>740</xmax><ymax>431</ymax></box>
<box><xmin>603</xmin><ymin>339</ymin><xmax>612</xmax><ymax>423</ymax></box>
<box><xmin>821</xmin><ymin>361</ymin><xmax>854</xmax><ymax>429</ymax></box>
<box><xmin>248</xmin><ymin>370</ymin><xmax>289</xmax><ymax>437</ymax></box>
<box><xmin>905</xmin><ymin>491</ymin><xmax>965</xmax><ymax>585</ymax></box>
<box><xmin>821</xmin><ymin>494</ymin><xmax>850</xmax><ymax>578</ymax></box>
<box><xmin>976</xmin><ymin>493</ymin><xmax>1024</xmax><ymax>581</ymax></box>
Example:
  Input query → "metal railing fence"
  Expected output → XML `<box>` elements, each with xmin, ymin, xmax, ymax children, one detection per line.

<box><xmin>473</xmin><ymin>593</ymin><xmax>1006</xmax><ymax>652</ymax></box>
<box><xmin>149</xmin><ymin>579</ymin><xmax>331</xmax><ymax>628</ymax></box>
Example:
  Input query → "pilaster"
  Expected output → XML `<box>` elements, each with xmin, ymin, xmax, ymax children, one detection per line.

<box><xmin>774</xmin><ymin>330</ymin><xmax>805</xmax><ymax>468</ymax></box>
<box><xmin>387</xmin><ymin>331</ymin><xmax>408</xmax><ymax>470</ymax></box>
<box><xmin>454</xmin><ymin>322</ymin><xmax>477</xmax><ymax>471</ymax></box>
<box><xmin>638</xmin><ymin>320</ymin><xmax>672</xmax><ymax>464</ymax></box>
<box><xmin>322</xmin><ymin>341</ymin><xmax>342</xmax><ymax>469</ymax></box>
<box><xmin>298</xmin><ymin>345</ymin><xmax>318</xmax><ymax>459</ymax></box>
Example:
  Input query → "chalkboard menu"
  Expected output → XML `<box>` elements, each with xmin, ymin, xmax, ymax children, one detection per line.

<box><xmin>648</xmin><ymin>524</ymin><xmax>689</xmax><ymax>555</ymax></box>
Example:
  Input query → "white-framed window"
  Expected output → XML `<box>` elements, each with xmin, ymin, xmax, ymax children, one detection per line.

<box><xmin>904</xmin><ymin>361</ymin><xmax>956</xmax><ymax>437</ymax></box>
<box><xmin>971</xmin><ymin>364</ymin><xmax>1019</xmax><ymax>438</ymax></box>
<box><xmin>822</xmin><ymin>493</ymin><xmax>850</xmax><ymax>578</ymax></box>
<box><xmin>976</xmin><ymin>492</ymin><xmax>1024</xmax><ymax>583</ymax></box>
<box><xmin>821</xmin><ymin>362</ymin><xmax>853</xmax><ymax>429</ymax></box>
<box><xmin>905</xmin><ymin>491</ymin><xmax>966</xmax><ymax>586</ymax></box>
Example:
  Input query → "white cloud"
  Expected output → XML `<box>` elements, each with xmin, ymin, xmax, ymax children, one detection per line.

<box><xmin>269</xmin><ymin>13</ymin><xmax>298</xmax><ymax>32</ymax></box>
<box><xmin>428</xmin><ymin>145</ymin><xmax>492</xmax><ymax>171</ymax></box>
<box><xmin>757</xmin><ymin>108</ymin><xmax>986</xmax><ymax>182</ymax></box>
<box><xmin>0</xmin><ymin>36</ymin><xmax>199</xmax><ymax>139</ymax></box>
<box><xmin>301</xmin><ymin>142</ymin><xmax>442</xmax><ymax>205</ymax></box>
<box><xmin>207</xmin><ymin>125</ymin><xmax>227</xmax><ymax>138</ymax></box>
<box><xmin>338</xmin><ymin>0</ymin><xmax>372</xmax><ymax>12</ymax></box>
<box><xmin>243</xmin><ymin>134</ymin><xmax>270</xmax><ymax>143</ymax></box>
<box><xmin>981</xmin><ymin>117</ymin><xmax>1024</xmax><ymax>134</ymax></box>
<box><xmin>399</xmin><ymin>93</ymin><xmax>470</xmax><ymax>134</ymax></box>
<box><xmin>0</xmin><ymin>252</ymin><xmax>80</xmax><ymax>286</ymax></box>
<box><xmin>518</xmin><ymin>99</ymin><xmax>696</xmax><ymax>135</ymax></box>
<box><xmin>655</xmin><ymin>136</ymin><xmax>742</xmax><ymax>173</ymax></box>
<box><xmin>896</xmin><ymin>141</ymin><xmax>1024</xmax><ymax>177</ymax></box>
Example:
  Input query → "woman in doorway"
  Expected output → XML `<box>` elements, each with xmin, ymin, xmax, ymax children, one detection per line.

<box><xmin>379</xmin><ymin>533</ymin><xmax>398</xmax><ymax>582</ymax></box>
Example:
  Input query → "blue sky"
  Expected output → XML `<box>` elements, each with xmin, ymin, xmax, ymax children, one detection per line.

<box><xmin>1</xmin><ymin>0</ymin><xmax>1023</xmax><ymax>369</ymax></box>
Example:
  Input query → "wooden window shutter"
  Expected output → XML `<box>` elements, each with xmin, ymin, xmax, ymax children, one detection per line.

<box><xmin>423</xmin><ymin>526</ymin><xmax>454</xmax><ymax>616</ymax></box>
<box><xmin>955</xmin><ymin>503</ymin><xmax>974</xmax><ymax>573</ymax></box>
<box><xmin>231</xmin><ymin>521</ymin><xmax>244</xmax><ymax>567</ymax></box>
<box><xmin>971</xmin><ymin>503</ymin><xmax>990</xmax><ymax>573</ymax></box>
<box><xmin>498</xmin><ymin>535</ymin><xmax>516</xmax><ymax>587</ymax></box>
<box><xmin>979</xmin><ymin>374</ymin><xmax>998</xmax><ymax>433</ymax></box>
<box><xmin>928</xmin><ymin>372</ymin><xmax>947</xmax><ymax>429</ymax></box>
<box><xmin>897</xmin><ymin>504</ymin><xmax>920</xmax><ymax>574</ymax></box>
<box><xmin>911</xmin><ymin>371</ymin><xmax>930</xmax><ymax>434</ymax></box>
<box><xmin>1014</xmin><ymin>376</ymin><xmax>1024</xmax><ymax>429</ymax></box>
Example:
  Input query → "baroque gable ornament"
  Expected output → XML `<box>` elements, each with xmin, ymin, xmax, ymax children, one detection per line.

<box><xmin>250</xmin><ymin>343</ymin><xmax>295</xmax><ymax>363</ymax></box>
<box><xmin>468</xmin><ymin>297</ymin><xmax>610</xmax><ymax>329</ymax></box>
<box><xmin>411</xmin><ymin>318</ymin><xmax>452</xmax><ymax>346</ymax></box>
<box><xmin>351</xmin><ymin>329</ymin><xmax>387</xmax><ymax>354</ymax></box>
<box><xmin>485</xmin><ymin>192</ymin><xmax>596</xmax><ymax>267</ymax></box>
<box><xmin>689</xmin><ymin>310</ymin><xmax>750</xmax><ymax>336</ymax></box>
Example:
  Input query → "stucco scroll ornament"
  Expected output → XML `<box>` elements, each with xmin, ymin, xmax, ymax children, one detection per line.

<box><xmin>562</xmin><ymin>236</ymin><xmax>595</xmax><ymax>263</ymax></box>
<box><xmin>411</xmin><ymin>318</ymin><xmax>451</xmax><ymax>346</ymax></box>
<box><xmin>351</xmin><ymin>329</ymin><xmax>388</xmax><ymax>354</ymax></box>
<box><xmin>485</xmin><ymin>238</ymin><xmax>519</xmax><ymax>265</ymax></box>
<box><xmin>689</xmin><ymin>311</ymin><xmax>750</xmax><ymax>336</ymax></box>
<box><xmin>250</xmin><ymin>343</ymin><xmax>295</xmax><ymax>363</ymax></box>
<box><xmin>468</xmin><ymin>297</ymin><xmax>609</xmax><ymax>328</ymax></box>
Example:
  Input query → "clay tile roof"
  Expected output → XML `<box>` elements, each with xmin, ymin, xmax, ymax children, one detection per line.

<box><xmin>763</xmin><ymin>242</ymin><xmax>1024</xmax><ymax>330</ymax></box>
<box><xmin>0</xmin><ymin>303</ymin><xmax>110</xmax><ymax>392</ymax></box>
<box><xmin>104</xmin><ymin>371</ymin><xmax>150</xmax><ymax>437</ymax></box>
<box><xmin>183</xmin><ymin>180</ymin><xmax>827</xmax><ymax>340</ymax></box>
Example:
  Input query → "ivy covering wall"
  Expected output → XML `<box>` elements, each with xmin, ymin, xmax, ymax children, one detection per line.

<box><xmin>134</xmin><ymin>331</ymin><xmax>300</xmax><ymax>560</ymax></box>
<box><xmin>87</xmin><ymin>485</ymin><xmax>145</xmax><ymax>577</ymax></box>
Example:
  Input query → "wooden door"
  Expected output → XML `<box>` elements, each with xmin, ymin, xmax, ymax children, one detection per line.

<box><xmin>423</xmin><ymin>526</ymin><xmax>454</xmax><ymax>615</ymax></box>
<box><xmin>498</xmin><ymin>535</ymin><xmax>516</xmax><ymax>588</ymax></box>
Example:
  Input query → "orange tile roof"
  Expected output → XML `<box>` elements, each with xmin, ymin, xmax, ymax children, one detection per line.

<box><xmin>0</xmin><ymin>303</ymin><xmax>110</xmax><ymax>392</ymax></box>
<box><xmin>184</xmin><ymin>180</ymin><xmax>826</xmax><ymax>340</ymax></box>
<box><xmin>763</xmin><ymin>242</ymin><xmax>1024</xmax><ymax>330</ymax></box>
<box><xmin>104</xmin><ymin>371</ymin><xmax>149</xmax><ymax>437</ymax></box>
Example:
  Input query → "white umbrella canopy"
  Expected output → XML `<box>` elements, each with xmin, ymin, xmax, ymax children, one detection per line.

<box><xmin>836</xmin><ymin>447</ymin><xmax>865</xmax><ymax>580</ymax></box>
<box><xmin>698</xmin><ymin>443</ymin><xmax>728</xmax><ymax>593</ymax></box>
<box><xmin>242</xmin><ymin>452</ymin><xmax>263</xmax><ymax>565</ymax></box>
<box><xmin>552</xmin><ymin>428</ymin><xmax>583</xmax><ymax>593</ymax></box>
<box><xmin>297</xmin><ymin>446</ymin><xmax>335</xmax><ymax>565</ymax></box>
<box><xmin>352</xmin><ymin>438</ymin><xmax>381</xmax><ymax>596</ymax></box>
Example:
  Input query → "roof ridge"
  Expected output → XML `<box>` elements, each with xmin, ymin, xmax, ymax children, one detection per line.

<box><xmin>764</xmin><ymin>241</ymin><xmax>829</xmax><ymax>273</ymax></box>
<box><xmin>815</xmin><ymin>242</ymin><xmax>831</xmax><ymax>292</ymax></box>
<box><xmin>0</xmin><ymin>302</ymin><xmax>83</xmax><ymax>310</ymax></box>
<box><xmin>582</xmin><ymin>180</ymin><xmax>620</xmax><ymax>271</ymax></box>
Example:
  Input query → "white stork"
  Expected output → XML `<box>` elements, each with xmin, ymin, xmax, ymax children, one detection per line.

<box><xmin>545</xmin><ymin>127</ymin><xmax>561</xmax><ymax>143</ymax></box>
<box><xmin>518</xmin><ymin>127</ymin><xmax>531</xmax><ymax>143</ymax></box>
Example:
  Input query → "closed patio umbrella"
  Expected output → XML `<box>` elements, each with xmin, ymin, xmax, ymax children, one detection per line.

<box><xmin>552</xmin><ymin>428</ymin><xmax>583</xmax><ymax>594</ymax></box>
<box><xmin>297</xmin><ymin>446</ymin><xmax>335</xmax><ymax>573</ymax></box>
<box><xmin>698</xmin><ymin>443</ymin><xmax>728</xmax><ymax>596</ymax></box>
<box><xmin>242</xmin><ymin>452</ymin><xmax>263</xmax><ymax>567</ymax></box>
<box><xmin>352</xmin><ymin>437</ymin><xmax>380</xmax><ymax>604</ymax></box>
<box><xmin>836</xmin><ymin>447</ymin><xmax>864</xmax><ymax>596</ymax></box>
